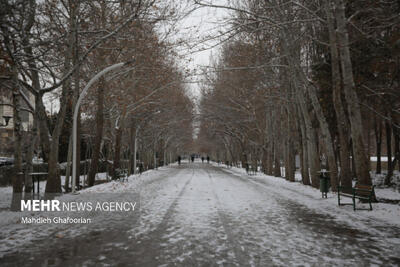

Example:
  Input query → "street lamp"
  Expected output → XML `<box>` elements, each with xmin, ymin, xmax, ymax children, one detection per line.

<box><xmin>72</xmin><ymin>61</ymin><xmax>133</xmax><ymax>194</ymax></box>
<box><xmin>0</xmin><ymin>116</ymin><xmax>12</xmax><ymax>127</ymax></box>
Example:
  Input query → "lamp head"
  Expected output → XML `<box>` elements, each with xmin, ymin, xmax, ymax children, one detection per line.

<box><xmin>3</xmin><ymin>116</ymin><xmax>12</xmax><ymax>126</ymax></box>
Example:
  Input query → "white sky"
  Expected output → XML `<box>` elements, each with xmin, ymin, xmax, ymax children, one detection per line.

<box><xmin>174</xmin><ymin>1</ymin><xmax>229</xmax><ymax>100</ymax></box>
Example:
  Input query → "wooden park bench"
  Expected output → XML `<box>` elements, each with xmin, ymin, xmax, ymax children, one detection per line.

<box><xmin>338</xmin><ymin>183</ymin><xmax>375</xmax><ymax>211</ymax></box>
<box><xmin>115</xmin><ymin>168</ymin><xmax>128</xmax><ymax>182</ymax></box>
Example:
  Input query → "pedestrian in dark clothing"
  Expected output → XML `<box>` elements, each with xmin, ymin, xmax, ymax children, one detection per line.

<box><xmin>178</xmin><ymin>156</ymin><xmax>181</xmax><ymax>165</ymax></box>
<box><xmin>201</xmin><ymin>157</ymin><xmax>204</xmax><ymax>163</ymax></box>
<box><xmin>207</xmin><ymin>156</ymin><xmax>210</xmax><ymax>163</ymax></box>
<box><xmin>139</xmin><ymin>162</ymin><xmax>144</xmax><ymax>174</ymax></box>
<box><xmin>191</xmin><ymin>155</ymin><xmax>194</xmax><ymax>162</ymax></box>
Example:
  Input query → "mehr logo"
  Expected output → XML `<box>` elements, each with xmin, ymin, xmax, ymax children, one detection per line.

<box><xmin>21</xmin><ymin>200</ymin><xmax>61</xmax><ymax>211</ymax></box>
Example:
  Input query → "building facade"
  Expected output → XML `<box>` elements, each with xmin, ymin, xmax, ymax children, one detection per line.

<box><xmin>0</xmin><ymin>91</ymin><xmax>35</xmax><ymax>157</ymax></box>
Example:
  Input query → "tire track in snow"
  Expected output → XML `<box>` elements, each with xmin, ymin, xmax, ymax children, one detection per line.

<box><xmin>154</xmin><ymin>166</ymin><xmax>195</xmax><ymax>232</ymax></box>
<box><xmin>118</xmin><ymin>166</ymin><xmax>196</xmax><ymax>266</ymax></box>
<box><xmin>204</xmin><ymin>168</ymin><xmax>247</xmax><ymax>266</ymax></box>
<box><xmin>149</xmin><ymin>164</ymin><xmax>197</xmax><ymax>264</ymax></box>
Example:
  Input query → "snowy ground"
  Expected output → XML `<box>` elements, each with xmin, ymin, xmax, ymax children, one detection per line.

<box><xmin>1</xmin><ymin>161</ymin><xmax>400</xmax><ymax>266</ymax></box>
<box><xmin>0</xmin><ymin>172</ymin><xmax>109</xmax><ymax>212</ymax></box>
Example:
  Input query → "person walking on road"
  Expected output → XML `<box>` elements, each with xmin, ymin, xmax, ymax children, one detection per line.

<box><xmin>139</xmin><ymin>162</ymin><xmax>144</xmax><ymax>174</ymax></box>
<box><xmin>207</xmin><ymin>156</ymin><xmax>210</xmax><ymax>163</ymax></box>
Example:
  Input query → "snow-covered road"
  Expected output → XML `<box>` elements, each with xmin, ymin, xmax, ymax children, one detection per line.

<box><xmin>1</xmin><ymin>162</ymin><xmax>400</xmax><ymax>266</ymax></box>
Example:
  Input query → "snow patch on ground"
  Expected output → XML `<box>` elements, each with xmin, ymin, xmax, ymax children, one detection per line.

<box><xmin>0</xmin><ymin>167</ymin><xmax>169</xmax><ymax>257</ymax></box>
<box><xmin>215</xmin><ymin>162</ymin><xmax>400</xmax><ymax>229</ymax></box>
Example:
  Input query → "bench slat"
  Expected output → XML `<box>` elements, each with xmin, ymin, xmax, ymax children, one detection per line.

<box><xmin>354</xmin><ymin>184</ymin><xmax>373</xmax><ymax>190</ymax></box>
<box><xmin>339</xmin><ymin>193</ymin><xmax>353</xmax><ymax>198</ymax></box>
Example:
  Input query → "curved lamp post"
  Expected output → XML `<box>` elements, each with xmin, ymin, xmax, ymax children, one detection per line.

<box><xmin>72</xmin><ymin>61</ymin><xmax>132</xmax><ymax>194</ymax></box>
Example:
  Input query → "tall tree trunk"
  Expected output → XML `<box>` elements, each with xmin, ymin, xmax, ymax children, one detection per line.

<box><xmin>285</xmin><ymin>82</ymin><xmax>295</xmax><ymax>182</ymax></box>
<box><xmin>280</xmin><ymin>34</ymin><xmax>320</xmax><ymax>187</ymax></box>
<box><xmin>133</xmin><ymin>127</ymin><xmax>139</xmax><ymax>174</ymax></box>
<box><xmin>393</xmin><ymin>126</ymin><xmax>400</xmax><ymax>172</ymax></box>
<box><xmin>324</xmin><ymin>0</ymin><xmax>352</xmax><ymax>188</ymax></box>
<box><xmin>273</xmin><ymin>109</ymin><xmax>282</xmax><ymax>177</ymax></box>
<box><xmin>64</xmin><ymin>135</ymin><xmax>73</xmax><ymax>191</ymax></box>
<box><xmin>129</xmin><ymin>123</ymin><xmax>135</xmax><ymax>175</ymax></box>
<box><xmin>88</xmin><ymin>80</ymin><xmax>104</xmax><ymax>186</ymax></box>
<box><xmin>113</xmin><ymin>109</ymin><xmax>126</xmax><ymax>178</ymax></box>
<box><xmin>305</xmin><ymin>82</ymin><xmax>339</xmax><ymax>191</ymax></box>
<box><xmin>241</xmin><ymin>150</ymin><xmax>247</xmax><ymax>169</ymax></box>
<box><xmin>72</xmin><ymin>1</ymin><xmax>81</xmax><ymax>188</ymax></box>
<box><xmin>35</xmin><ymin>94</ymin><xmax>51</xmax><ymax>161</ymax></box>
<box><xmin>11</xmin><ymin>89</ymin><xmax>24</xmax><ymax>211</ymax></box>
<box><xmin>374</xmin><ymin>117</ymin><xmax>382</xmax><ymax>174</ymax></box>
<box><xmin>23</xmin><ymin>58</ymin><xmax>50</xmax><ymax>162</ymax></box>
<box><xmin>308</xmin><ymin>126</ymin><xmax>321</xmax><ymax>188</ymax></box>
<box><xmin>114</xmin><ymin>128</ymin><xmax>122</xmax><ymax>176</ymax></box>
<box><xmin>44</xmin><ymin>50</ymin><xmax>72</xmax><ymax>194</ymax></box>
<box><xmin>267</xmin><ymin>142</ymin><xmax>274</xmax><ymax>175</ymax></box>
<box><xmin>163</xmin><ymin>146</ymin><xmax>167</xmax><ymax>167</ymax></box>
<box><xmin>297</xmin><ymin>106</ymin><xmax>310</xmax><ymax>185</ymax></box>
<box><xmin>385</xmin><ymin>121</ymin><xmax>393</xmax><ymax>185</ymax></box>
<box><xmin>75</xmin><ymin>108</ymin><xmax>81</xmax><ymax>188</ymax></box>
<box><xmin>333</xmin><ymin>0</ymin><xmax>371</xmax><ymax>185</ymax></box>
<box><xmin>45</xmin><ymin>87</ymin><xmax>70</xmax><ymax>194</ymax></box>
<box><xmin>240</xmin><ymin>139</ymin><xmax>248</xmax><ymax>169</ymax></box>
<box><xmin>266</xmin><ymin>108</ymin><xmax>274</xmax><ymax>175</ymax></box>
<box><xmin>24</xmin><ymin>115</ymin><xmax>37</xmax><ymax>194</ymax></box>
<box><xmin>286</xmin><ymin>142</ymin><xmax>295</xmax><ymax>182</ymax></box>
<box><xmin>106</xmin><ymin>140</ymin><xmax>112</xmax><ymax>180</ymax></box>
<box><xmin>262</xmin><ymin>146</ymin><xmax>268</xmax><ymax>174</ymax></box>
<box><xmin>21</xmin><ymin>0</ymin><xmax>51</xmax><ymax>162</ymax></box>
<box><xmin>295</xmin><ymin>88</ymin><xmax>320</xmax><ymax>188</ymax></box>
<box><xmin>273</xmin><ymin>143</ymin><xmax>281</xmax><ymax>177</ymax></box>
<box><xmin>299</xmin><ymin>137</ymin><xmax>309</xmax><ymax>184</ymax></box>
<box><xmin>367</xmin><ymin>116</ymin><xmax>372</xmax><ymax>171</ymax></box>
<box><xmin>281</xmin><ymin>68</ymin><xmax>293</xmax><ymax>181</ymax></box>
<box><xmin>45</xmin><ymin>0</ymin><xmax>79</xmax><ymax>194</ymax></box>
